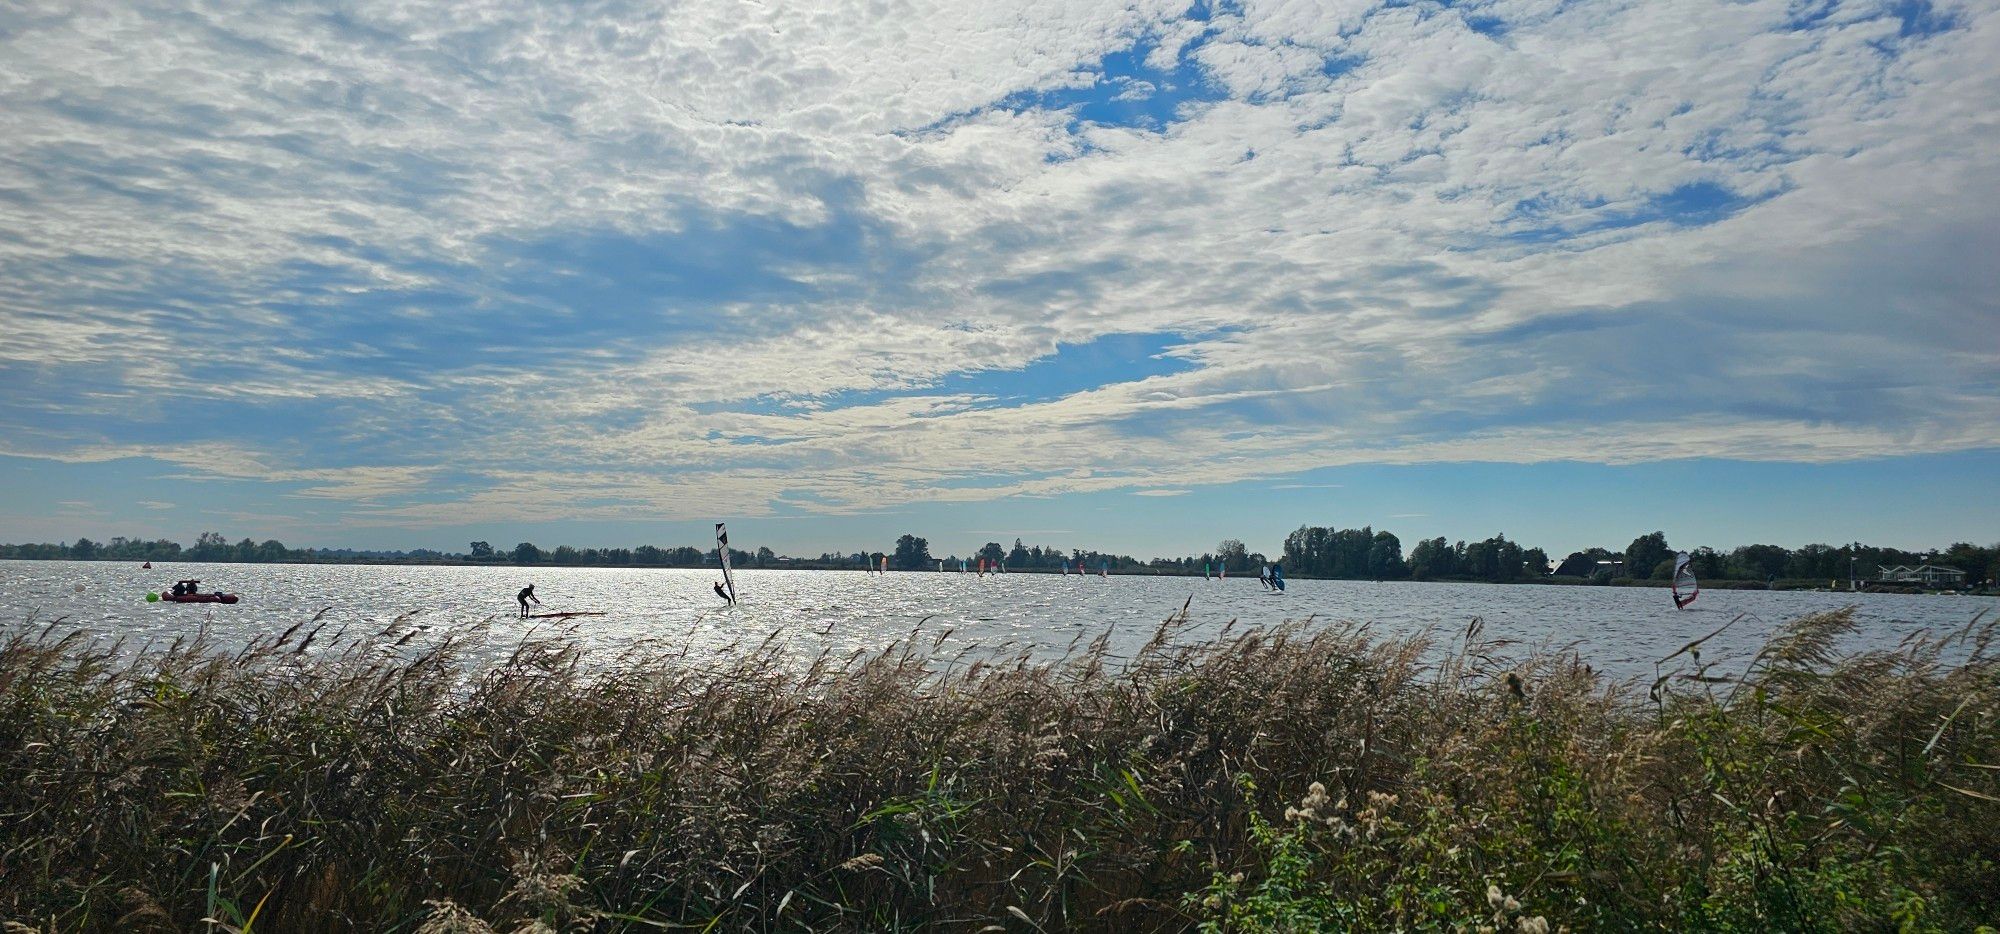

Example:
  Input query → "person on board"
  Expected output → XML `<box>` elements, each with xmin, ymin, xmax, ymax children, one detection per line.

<box><xmin>713</xmin><ymin>581</ymin><xmax>733</xmax><ymax>606</ymax></box>
<box><xmin>516</xmin><ymin>584</ymin><xmax>540</xmax><ymax>617</ymax></box>
<box><xmin>169</xmin><ymin>580</ymin><xmax>185</xmax><ymax>598</ymax></box>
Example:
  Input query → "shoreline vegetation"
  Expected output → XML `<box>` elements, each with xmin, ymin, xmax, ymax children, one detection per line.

<box><xmin>3</xmin><ymin>527</ymin><xmax>1995</xmax><ymax>592</ymax></box>
<box><xmin>3</xmin><ymin>608</ymin><xmax>1998</xmax><ymax>931</ymax></box>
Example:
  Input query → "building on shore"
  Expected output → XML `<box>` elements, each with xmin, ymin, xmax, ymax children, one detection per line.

<box><xmin>1876</xmin><ymin>564</ymin><xmax>1968</xmax><ymax>587</ymax></box>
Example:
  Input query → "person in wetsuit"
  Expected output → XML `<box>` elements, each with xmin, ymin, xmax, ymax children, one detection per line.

<box><xmin>713</xmin><ymin>581</ymin><xmax>733</xmax><ymax>606</ymax></box>
<box><xmin>517</xmin><ymin>584</ymin><xmax>540</xmax><ymax>617</ymax></box>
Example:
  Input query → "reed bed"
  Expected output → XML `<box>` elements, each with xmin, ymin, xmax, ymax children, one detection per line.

<box><xmin>1</xmin><ymin>607</ymin><xmax>1996</xmax><ymax>932</ymax></box>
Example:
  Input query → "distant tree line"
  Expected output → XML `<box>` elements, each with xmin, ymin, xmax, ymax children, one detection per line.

<box><xmin>1556</xmin><ymin>533</ymin><xmax>2000</xmax><ymax>587</ymax></box>
<box><xmin>1265</xmin><ymin>525</ymin><xmax>1996</xmax><ymax>587</ymax></box>
<box><xmin>4</xmin><ymin>527</ymin><xmax>1994</xmax><ymax>587</ymax></box>
<box><xmin>890</xmin><ymin>536</ymin><xmax>1150</xmax><ymax>572</ymax></box>
<box><xmin>0</xmin><ymin>532</ymin><xmax>327</xmax><ymax>564</ymax></box>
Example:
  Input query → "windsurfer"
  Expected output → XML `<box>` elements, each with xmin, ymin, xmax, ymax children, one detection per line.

<box><xmin>517</xmin><ymin>584</ymin><xmax>540</xmax><ymax>617</ymax></box>
<box><xmin>1671</xmin><ymin>552</ymin><xmax>1699</xmax><ymax>609</ymax></box>
<box><xmin>713</xmin><ymin>581</ymin><xmax>734</xmax><ymax>606</ymax></box>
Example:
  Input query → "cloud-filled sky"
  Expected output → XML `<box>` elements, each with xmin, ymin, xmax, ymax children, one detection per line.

<box><xmin>1</xmin><ymin>0</ymin><xmax>1995</xmax><ymax>558</ymax></box>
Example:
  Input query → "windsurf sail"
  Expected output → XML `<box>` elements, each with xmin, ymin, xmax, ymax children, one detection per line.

<box><xmin>1203</xmin><ymin>562</ymin><xmax>1211</xmax><ymax>580</ymax></box>
<box><xmin>880</xmin><ymin>554</ymin><xmax>889</xmax><ymax>574</ymax></box>
<box><xmin>1099</xmin><ymin>560</ymin><xmax>1108</xmax><ymax>578</ymax></box>
<box><xmin>715</xmin><ymin>523</ymin><xmax>737</xmax><ymax>604</ymax></box>
<box><xmin>1672</xmin><ymin>551</ymin><xmax>1698</xmax><ymax>609</ymax></box>
<box><xmin>1271</xmin><ymin>565</ymin><xmax>1286</xmax><ymax>592</ymax></box>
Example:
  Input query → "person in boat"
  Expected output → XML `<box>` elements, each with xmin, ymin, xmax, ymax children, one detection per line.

<box><xmin>169</xmin><ymin>580</ymin><xmax>185</xmax><ymax>598</ymax></box>
<box><xmin>516</xmin><ymin>584</ymin><xmax>539</xmax><ymax>617</ymax></box>
<box><xmin>713</xmin><ymin>581</ymin><xmax>733</xmax><ymax>606</ymax></box>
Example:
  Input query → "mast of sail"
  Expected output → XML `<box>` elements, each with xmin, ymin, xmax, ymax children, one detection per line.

<box><xmin>1672</xmin><ymin>551</ymin><xmax>1699</xmax><ymax>609</ymax></box>
<box><xmin>715</xmin><ymin>523</ymin><xmax>737</xmax><ymax>604</ymax></box>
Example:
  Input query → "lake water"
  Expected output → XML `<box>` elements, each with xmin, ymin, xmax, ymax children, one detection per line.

<box><xmin>4</xmin><ymin>560</ymin><xmax>1993</xmax><ymax>682</ymax></box>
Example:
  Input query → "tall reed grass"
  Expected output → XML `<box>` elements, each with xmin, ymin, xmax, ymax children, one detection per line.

<box><xmin>1</xmin><ymin>607</ymin><xmax>1995</xmax><ymax>932</ymax></box>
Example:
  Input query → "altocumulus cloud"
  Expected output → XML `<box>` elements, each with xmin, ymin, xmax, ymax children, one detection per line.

<box><xmin>0</xmin><ymin>0</ymin><xmax>1995</xmax><ymax>528</ymax></box>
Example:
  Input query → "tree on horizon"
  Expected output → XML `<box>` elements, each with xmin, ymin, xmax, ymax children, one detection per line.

<box><xmin>892</xmin><ymin>535</ymin><xmax>931</xmax><ymax>570</ymax></box>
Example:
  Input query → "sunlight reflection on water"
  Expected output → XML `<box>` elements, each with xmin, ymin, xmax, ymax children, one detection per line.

<box><xmin>5</xmin><ymin>560</ymin><xmax>1993</xmax><ymax>682</ymax></box>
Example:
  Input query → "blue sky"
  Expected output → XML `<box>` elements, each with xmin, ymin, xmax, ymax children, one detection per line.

<box><xmin>1</xmin><ymin>0</ymin><xmax>1996</xmax><ymax>559</ymax></box>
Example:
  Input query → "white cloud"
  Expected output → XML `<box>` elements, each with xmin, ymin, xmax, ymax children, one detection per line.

<box><xmin>0</xmin><ymin>0</ymin><xmax>1993</xmax><ymax>527</ymax></box>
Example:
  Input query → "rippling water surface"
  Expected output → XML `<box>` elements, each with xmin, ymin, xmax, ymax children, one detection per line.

<box><xmin>5</xmin><ymin>560</ymin><xmax>1993</xmax><ymax>680</ymax></box>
